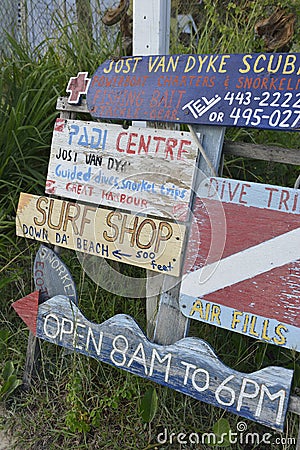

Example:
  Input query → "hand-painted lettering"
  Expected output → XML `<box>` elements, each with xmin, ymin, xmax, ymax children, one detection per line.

<box><xmin>206</xmin><ymin>178</ymin><xmax>250</xmax><ymax>205</ymax></box>
<box><xmin>148</xmin><ymin>55</ymin><xmax>180</xmax><ymax>73</ymax></box>
<box><xmin>239</xmin><ymin>54</ymin><xmax>300</xmax><ymax>75</ymax></box>
<box><xmin>115</xmin><ymin>130</ymin><xmax>191</xmax><ymax>160</ymax></box>
<box><xmin>55</xmin><ymin>164</ymin><xmax>92</xmax><ymax>182</ymax></box>
<box><xmin>230</xmin><ymin>310</ymin><xmax>287</xmax><ymax>345</ymax></box>
<box><xmin>103</xmin><ymin>57</ymin><xmax>142</xmax><ymax>74</ymax></box>
<box><xmin>103</xmin><ymin>212</ymin><xmax>174</xmax><ymax>253</ymax></box>
<box><xmin>184</xmin><ymin>55</ymin><xmax>231</xmax><ymax>74</ymax></box>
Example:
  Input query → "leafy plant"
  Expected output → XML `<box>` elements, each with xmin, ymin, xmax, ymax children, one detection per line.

<box><xmin>65</xmin><ymin>372</ymin><xmax>91</xmax><ymax>433</ymax></box>
<box><xmin>210</xmin><ymin>418</ymin><xmax>231</xmax><ymax>448</ymax></box>
<box><xmin>0</xmin><ymin>361</ymin><xmax>22</xmax><ymax>401</ymax></box>
<box><xmin>139</xmin><ymin>387</ymin><xmax>158</xmax><ymax>424</ymax></box>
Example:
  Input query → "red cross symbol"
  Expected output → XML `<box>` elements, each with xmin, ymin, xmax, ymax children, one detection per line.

<box><xmin>66</xmin><ymin>72</ymin><xmax>91</xmax><ymax>104</ymax></box>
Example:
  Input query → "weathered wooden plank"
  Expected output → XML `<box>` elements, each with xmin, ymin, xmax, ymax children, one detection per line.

<box><xmin>56</xmin><ymin>97</ymin><xmax>88</xmax><ymax>114</ymax></box>
<box><xmin>289</xmin><ymin>395</ymin><xmax>300</xmax><ymax>415</ymax></box>
<box><xmin>152</xmin><ymin>125</ymin><xmax>224</xmax><ymax>344</ymax></box>
<box><xmin>46</xmin><ymin>118</ymin><xmax>198</xmax><ymax>220</ymax></box>
<box><xmin>23</xmin><ymin>104</ymin><xmax>77</xmax><ymax>389</ymax></box>
<box><xmin>87</xmin><ymin>53</ymin><xmax>300</xmax><ymax>131</ymax></box>
<box><xmin>12</xmin><ymin>294</ymin><xmax>293</xmax><ymax>431</ymax></box>
<box><xmin>16</xmin><ymin>193</ymin><xmax>185</xmax><ymax>276</ymax></box>
<box><xmin>223</xmin><ymin>141</ymin><xmax>300</xmax><ymax>166</ymax></box>
<box><xmin>180</xmin><ymin>176</ymin><xmax>300</xmax><ymax>351</ymax></box>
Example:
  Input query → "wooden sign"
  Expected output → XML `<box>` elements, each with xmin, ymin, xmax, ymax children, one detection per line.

<box><xmin>180</xmin><ymin>177</ymin><xmax>300</xmax><ymax>351</ymax></box>
<box><xmin>16</xmin><ymin>193</ymin><xmax>185</xmax><ymax>275</ymax></box>
<box><xmin>66</xmin><ymin>72</ymin><xmax>90</xmax><ymax>104</ymax></box>
<box><xmin>12</xmin><ymin>294</ymin><xmax>293</xmax><ymax>431</ymax></box>
<box><xmin>46</xmin><ymin>118</ymin><xmax>198</xmax><ymax>221</ymax></box>
<box><xmin>86</xmin><ymin>53</ymin><xmax>300</xmax><ymax>131</ymax></box>
<box><xmin>34</xmin><ymin>244</ymin><xmax>77</xmax><ymax>304</ymax></box>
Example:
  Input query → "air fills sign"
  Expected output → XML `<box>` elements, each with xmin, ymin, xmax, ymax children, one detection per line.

<box><xmin>87</xmin><ymin>53</ymin><xmax>300</xmax><ymax>130</ymax></box>
<box><xmin>180</xmin><ymin>177</ymin><xmax>300</xmax><ymax>351</ymax></box>
<box><xmin>16</xmin><ymin>193</ymin><xmax>185</xmax><ymax>275</ymax></box>
<box><xmin>46</xmin><ymin>118</ymin><xmax>198</xmax><ymax>221</ymax></box>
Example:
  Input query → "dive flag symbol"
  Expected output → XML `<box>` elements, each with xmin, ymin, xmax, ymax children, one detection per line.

<box><xmin>181</xmin><ymin>177</ymin><xmax>300</xmax><ymax>332</ymax></box>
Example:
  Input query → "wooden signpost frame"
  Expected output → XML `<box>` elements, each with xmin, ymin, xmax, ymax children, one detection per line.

<box><xmin>23</xmin><ymin>105</ymin><xmax>76</xmax><ymax>389</ymax></box>
<box><xmin>21</xmin><ymin>0</ymin><xmax>300</xmax><ymax>445</ymax></box>
<box><xmin>128</xmin><ymin>6</ymin><xmax>299</xmax><ymax>447</ymax></box>
<box><xmin>23</xmin><ymin>97</ymin><xmax>300</xmax><ymax>440</ymax></box>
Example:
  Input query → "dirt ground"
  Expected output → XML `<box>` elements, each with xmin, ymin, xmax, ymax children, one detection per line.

<box><xmin>0</xmin><ymin>407</ymin><xmax>15</xmax><ymax>450</ymax></box>
<box><xmin>0</xmin><ymin>434</ymin><xmax>14</xmax><ymax>450</ymax></box>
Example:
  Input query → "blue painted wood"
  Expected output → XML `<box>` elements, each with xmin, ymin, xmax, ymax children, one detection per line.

<box><xmin>14</xmin><ymin>295</ymin><xmax>292</xmax><ymax>431</ymax></box>
<box><xmin>34</xmin><ymin>245</ymin><xmax>77</xmax><ymax>304</ymax></box>
<box><xmin>87</xmin><ymin>53</ymin><xmax>300</xmax><ymax>131</ymax></box>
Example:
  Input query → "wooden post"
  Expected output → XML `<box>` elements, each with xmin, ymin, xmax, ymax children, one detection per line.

<box><xmin>131</xmin><ymin>2</ymin><xmax>225</xmax><ymax>342</ymax></box>
<box><xmin>22</xmin><ymin>332</ymin><xmax>41</xmax><ymax>388</ymax></box>
<box><xmin>22</xmin><ymin>107</ymin><xmax>75</xmax><ymax>389</ymax></box>
<box><xmin>132</xmin><ymin>0</ymin><xmax>171</xmax><ymax>338</ymax></box>
<box><xmin>18</xmin><ymin>0</ymin><xmax>27</xmax><ymax>43</ymax></box>
<box><xmin>153</xmin><ymin>125</ymin><xmax>225</xmax><ymax>344</ymax></box>
<box><xmin>132</xmin><ymin>0</ymin><xmax>170</xmax><ymax>55</ymax></box>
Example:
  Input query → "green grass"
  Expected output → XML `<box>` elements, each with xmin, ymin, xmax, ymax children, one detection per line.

<box><xmin>0</xmin><ymin>1</ymin><xmax>300</xmax><ymax>449</ymax></box>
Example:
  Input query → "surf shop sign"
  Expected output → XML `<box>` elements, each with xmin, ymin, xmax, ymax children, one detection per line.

<box><xmin>16</xmin><ymin>193</ymin><xmax>185</xmax><ymax>275</ymax></box>
<box><xmin>86</xmin><ymin>53</ymin><xmax>300</xmax><ymax>130</ymax></box>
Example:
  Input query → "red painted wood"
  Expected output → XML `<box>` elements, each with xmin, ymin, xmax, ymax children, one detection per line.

<box><xmin>12</xmin><ymin>291</ymin><xmax>39</xmax><ymax>335</ymax></box>
<box><xmin>66</xmin><ymin>72</ymin><xmax>90</xmax><ymax>104</ymax></box>
<box><xmin>205</xmin><ymin>263</ymin><xmax>300</xmax><ymax>327</ymax></box>
<box><xmin>184</xmin><ymin>198</ymin><xmax>300</xmax><ymax>327</ymax></box>
<box><xmin>185</xmin><ymin>199</ymin><xmax>300</xmax><ymax>271</ymax></box>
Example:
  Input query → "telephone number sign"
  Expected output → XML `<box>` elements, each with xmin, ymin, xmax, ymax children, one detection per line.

<box><xmin>87</xmin><ymin>53</ymin><xmax>300</xmax><ymax>131</ymax></box>
<box><xmin>213</xmin><ymin>91</ymin><xmax>300</xmax><ymax>128</ymax></box>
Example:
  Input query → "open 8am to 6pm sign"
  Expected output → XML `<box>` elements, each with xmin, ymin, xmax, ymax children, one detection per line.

<box><xmin>180</xmin><ymin>177</ymin><xmax>300</xmax><ymax>351</ymax></box>
<box><xmin>46</xmin><ymin>118</ymin><xmax>198</xmax><ymax>221</ymax></box>
<box><xmin>86</xmin><ymin>53</ymin><xmax>300</xmax><ymax>130</ymax></box>
<box><xmin>12</xmin><ymin>293</ymin><xmax>293</xmax><ymax>431</ymax></box>
<box><xmin>16</xmin><ymin>193</ymin><xmax>185</xmax><ymax>275</ymax></box>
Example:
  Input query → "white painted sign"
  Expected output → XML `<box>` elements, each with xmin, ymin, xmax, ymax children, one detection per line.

<box><xmin>46</xmin><ymin>119</ymin><xmax>198</xmax><ymax>221</ymax></box>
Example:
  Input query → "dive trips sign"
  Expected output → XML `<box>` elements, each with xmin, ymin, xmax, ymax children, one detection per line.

<box><xmin>46</xmin><ymin>118</ymin><xmax>198</xmax><ymax>221</ymax></box>
<box><xmin>16</xmin><ymin>193</ymin><xmax>185</xmax><ymax>275</ymax></box>
<box><xmin>12</xmin><ymin>293</ymin><xmax>293</xmax><ymax>431</ymax></box>
<box><xmin>86</xmin><ymin>53</ymin><xmax>300</xmax><ymax>130</ymax></box>
<box><xmin>180</xmin><ymin>177</ymin><xmax>300</xmax><ymax>351</ymax></box>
